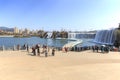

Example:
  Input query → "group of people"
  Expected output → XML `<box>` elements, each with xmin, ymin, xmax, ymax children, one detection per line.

<box><xmin>32</xmin><ymin>44</ymin><xmax>55</xmax><ymax>57</ymax></box>
<box><xmin>62</xmin><ymin>46</ymin><xmax>91</xmax><ymax>52</ymax></box>
<box><xmin>16</xmin><ymin>44</ymin><xmax>29</xmax><ymax>51</ymax></box>
<box><xmin>62</xmin><ymin>47</ymin><xmax>68</xmax><ymax>53</ymax></box>
<box><xmin>92</xmin><ymin>45</ymin><xmax>109</xmax><ymax>53</ymax></box>
<box><xmin>15</xmin><ymin>43</ymin><xmax>56</xmax><ymax>57</ymax></box>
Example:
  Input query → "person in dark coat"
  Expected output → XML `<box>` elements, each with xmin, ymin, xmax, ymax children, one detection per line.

<box><xmin>52</xmin><ymin>48</ymin><xmax>55</xmax><ymax>56</ymax></box>
<box><xmin>95</xmin><ymin>45</ymin><xmax>99</xmax><ymax>53</ymax></box>
<box><xmin>23</xmin><ymin>44</ymin><xmax>26</xmax><ymax>50</ymax></box>
<box><xmin>92</xmin><ymin>46</ymin><xmax>95</xmax><ymax>52</ymax></box>
<box><xmin>32</xmin><ymin>46</ymin><xmax>36</xmax><ymax>56</ymax></box>
<box><xmin>36</xmin><ymin>44</ymin><xmax>40</xmax><ymax>56</ymax></box>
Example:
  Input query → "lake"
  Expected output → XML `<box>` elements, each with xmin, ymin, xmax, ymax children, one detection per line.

<box><xmin>0</xmin><ymin>37</ymin><xmax>95</xmax><ymax>48</ymax></box>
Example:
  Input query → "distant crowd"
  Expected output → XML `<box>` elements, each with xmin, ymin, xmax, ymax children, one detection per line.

<box><xmin>1</xmin><ymin>43</ymin><xmax>120</xmax><ymax>56</ymax></box>
<box><xmin>62</xmin><ymin>44</ymin><xmax>120</xmax><ymax>53</ymax></box>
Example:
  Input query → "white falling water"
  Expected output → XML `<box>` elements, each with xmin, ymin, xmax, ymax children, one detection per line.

<box><xmin>94</xmin><ymin>29</ymin><xmax>116</xmax><ymax>45</ymax></box>
<box><xmin>68</xmin><ymin>32</ymin><xmax>95</xmax><ymax>39</ymax></box>
<box><xmin>68</xmin><ymin>33</ymin><xmax>76</xmax><ymax>39</ymax></box>
<box><xmin>47</xmin><ymin>32</ymin><xmax>52</xmax><ymax>38</ymax></box>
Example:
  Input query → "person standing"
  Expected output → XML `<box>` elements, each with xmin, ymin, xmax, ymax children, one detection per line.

<box><xmin>52</xmin><ymin>48</ymin><xmax>55</xmax><ymax>56</ymax></box>
<box><xmin>23</xmin><ymin>44</ymin><xmax>26</xmax><ymax>50</ymax></box>
<box><xmin>95</xmin><ymin>45</ymin><xmax>99</xmax><ymax>53</ymax></box>
<box><xmin>36</xmin><ymin>44</ymin><xmax>40</xmax><ymax>56</ymax></box>
<box><xmin>32</xmin><ymin>46</ymin><xmax>36</xmax><ymax>56</ymax></box>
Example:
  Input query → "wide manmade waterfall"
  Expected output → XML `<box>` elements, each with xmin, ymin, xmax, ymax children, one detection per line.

<box><xmin>94</xmin><ymin>28</ymin><xmax>120</xmax><ymax>45</ymax></box>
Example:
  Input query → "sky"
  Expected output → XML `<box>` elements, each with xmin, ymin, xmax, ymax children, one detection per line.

<box><xmin>0</xmin><ymin>0</ymin><xmax>120</xmax><ymax>31</ymax></box>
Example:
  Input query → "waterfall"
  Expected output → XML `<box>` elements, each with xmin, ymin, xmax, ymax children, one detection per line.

<box><xmin>68</xmin><ymin>32</ymin><xmax>95</xmax><ymax>39</ymax></box>
<box><xmin>68</xmin><ymin>33</ymin><xmax>76</xmax><ymax>38</ymax></box>
<box><xmin>94</xmin><ymin>29</ymin><xmax>116</xmax><ymax>45</ymax></box>
<box><xmin>47</xmin><ymin>32</ymin><xmax>52</xmax><ymax>38</ymax></box>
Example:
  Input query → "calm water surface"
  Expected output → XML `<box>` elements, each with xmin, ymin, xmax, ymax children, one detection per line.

<box><xmin>0</xmin><ymin>37</ymin><xmax>95</xmax><ymax>48</ymax></box>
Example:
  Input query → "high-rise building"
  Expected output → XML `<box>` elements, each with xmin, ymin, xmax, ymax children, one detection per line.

<box><xmin>14</xmin><ymin>27</ymin><xmax>19</xmax><ymax>33</ymax></box>
<box><xmin>24</xmin><ymin>28</ymin><xmax>30</xmax><ymax>34</ymax></box>
<box><xmin>19</xmin><ymin>29</ymin><xmax>23</xmax><ymax>34</ymax></box>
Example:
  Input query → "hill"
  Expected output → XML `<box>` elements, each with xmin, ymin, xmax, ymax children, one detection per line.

<box><xmin>0</xmin><ymin>26</ymin><xmax>14</xmax><ymax>32</ymax></box>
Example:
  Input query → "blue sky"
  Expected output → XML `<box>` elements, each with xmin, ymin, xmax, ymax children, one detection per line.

<box><xmin>0</xmin><ymin>0</ymin><xmax>120</xmax><ymax>31</ymax></box>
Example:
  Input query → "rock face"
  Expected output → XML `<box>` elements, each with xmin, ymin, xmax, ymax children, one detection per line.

<box><xmin>38</xmin><ymin>30</ymin><xmax>48</xmax><ymax>38</ymax></box>
<box><xmin>51</xmin><ymin>31</ymin><xmax>68</xmax><ymax>39</ymax></box>
<box><xmin>51</xmin><ymin>31</ymin><xmax>58</xmax><ymax>39</ymax></box>
<box><xmin>37</xmin><ymin>30</ymin><xmax>68</xmax><ymax>39</ymax></box>
<box><xmin>60</xmin><ymin>31</ymin><xmax>68</xmax><ymax>38</ymax></box>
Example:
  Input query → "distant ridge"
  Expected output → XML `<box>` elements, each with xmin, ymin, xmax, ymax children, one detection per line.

<box><xmin>0</xmin><ymin>26</ymin><xmax>14</xmax><ymax>32</ymax></box>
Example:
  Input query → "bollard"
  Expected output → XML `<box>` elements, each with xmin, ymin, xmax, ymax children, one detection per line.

<box><xmin>13</xmin><ymin>45</ymin><xmax>16</xmax><ymax>51</ymax></box>
<box><xmin>45</xmin><ymin>49</ymin><xmax>47</xmax><ymax>57</ymax></box>
<box><xmin>74</xmin><ymin>46</ymin><xmax>75</xmax><ymax>51</ymax></box>
<box><xmin>2</xmin><ymin>45</ymin><xmax>4</xmax><ymax>51</ymax></box>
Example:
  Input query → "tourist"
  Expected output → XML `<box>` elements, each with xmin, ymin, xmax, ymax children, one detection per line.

<box><xmin>95</xmin><ymin>45</ymin><xmax>99</xmax><ymax>53</ymax></box>
<box><xmin>52</xmin><ymin>48</ymin><xmax>55</xmax><ymax>56</ymax></box>
<box><xmin>36</xmin><ymin>44</ymin><xmax>40</xmax><ymax>56</ymax></box>
<box><xmin>65</xmin><ymin>47</ymin><xmax>68</xmax><ymax>53</ymax></box>
<box><xmin>32</xmin><ymin>46</ymin><xmax>36</xmax><ymax>56</ymax></box>
<box><xmin>105</xmin><ymin>46</ymin><xmax>109</xmax><ymax>53</ymax></box>
<box><xmin>23</xmin><ymin>44</ymin><xmax>26</xmax><ymax>49</ymax></box>
<box><xmin>101</xmin><ymin>45</ymin><xmax>105</xmax><ymax>53</ymax></box>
